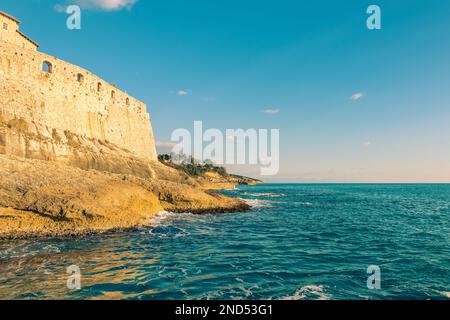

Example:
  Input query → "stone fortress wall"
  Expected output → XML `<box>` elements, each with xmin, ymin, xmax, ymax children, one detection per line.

<box><xmin>0</xmin><ymin>11</ymin><xmax>157</xmax><ymax>162</ymax></box>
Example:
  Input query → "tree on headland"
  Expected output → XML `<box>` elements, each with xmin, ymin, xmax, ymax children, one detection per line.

<box><xmin>157</xmin><ymin>153</ymin><xmax>228</xmax><ymax>177</ymax></box>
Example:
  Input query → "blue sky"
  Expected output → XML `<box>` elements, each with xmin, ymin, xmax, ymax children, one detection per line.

<box><xmin>3</xmin><ymin>0</ymin><xmax>450</xmax><ymax>182</ymax></box>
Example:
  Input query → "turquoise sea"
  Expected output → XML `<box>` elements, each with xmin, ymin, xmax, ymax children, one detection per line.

<box><xmin>0</xmin><ymin>184</ymin><xmax>449</xmax><ymax>300</ymax></box>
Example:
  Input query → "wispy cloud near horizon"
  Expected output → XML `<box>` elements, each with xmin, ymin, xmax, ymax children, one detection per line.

<box><xmin>155</xmin><ymin>140</ymin><xmax>176</xmax><ymax>148</ymax></box>
<box><xmin>176</xmin><ymin>89</ymin><xmax>191</xmax><ymax>96</ymax></box>
<box><xmin>60</xmin><ymin>0</ymin><xmax>138</xmax><ymax>11</ymax></box>
<box><xmin>350</xmin><ymin>92</ymin><xmax>365</xmax><ymax>101</ymax></box>
<box><xmin>263</xmin><ymin>108</ymin><xmax>280</xmax><ymax>114</ymax></box>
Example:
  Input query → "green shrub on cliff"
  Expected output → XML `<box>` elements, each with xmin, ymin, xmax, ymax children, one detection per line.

<box><xmin>158</xmin><ymin>153</ymin><xmax>229</xmax><ymax>177</ymax></box>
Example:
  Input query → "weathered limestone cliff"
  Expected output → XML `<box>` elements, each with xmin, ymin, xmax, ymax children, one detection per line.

<box><xmin>0</xmin><ymin>114</ymin><xmax>156</xmax><ymax>179</ymax></box>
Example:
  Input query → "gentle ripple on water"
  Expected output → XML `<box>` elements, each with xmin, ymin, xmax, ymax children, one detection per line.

<box><xmin>0</xmin><ymin>184</ymin><xmax>449</xmax><ymax>300</ymax></box>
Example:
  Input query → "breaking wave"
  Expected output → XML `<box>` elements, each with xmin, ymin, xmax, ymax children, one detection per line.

<box><xmin>437</xmin><ymin>291</ymin><xmax>450</xmax><ymax>299</ymax></box>
<box><xmin>280</xmin><ymin>285</ymin><xmax>331</xmax><ymax>300</ymax></box>
<box><xmin>240</xmin><ymin>198</ymin><xmax>274</xmax><ymax>208</ymax></box>
<box><xmin>244</xmin><ymin>192</ymin><xmax>286</xmax><ymax>198</ymax></box>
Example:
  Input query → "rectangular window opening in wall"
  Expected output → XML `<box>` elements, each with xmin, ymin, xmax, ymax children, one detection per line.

<box><xmin>3</xmin><ymin>23</ymin><xmax>8</xmax><ymax>30</ymax></box>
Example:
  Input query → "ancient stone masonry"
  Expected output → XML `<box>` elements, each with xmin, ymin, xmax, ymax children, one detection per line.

<box><xmin>0</xmin><ymin>11</ymin><xmax>157</xmax><ymax>168</ymax></box>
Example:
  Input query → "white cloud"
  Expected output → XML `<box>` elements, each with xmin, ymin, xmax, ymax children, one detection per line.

<box><xmin>350</xmin><ymin>92</ymin><xmax>365</xmax><ymax>101</ymax></box>
<box><xmin>71</xmin><ymin>0</ymin><xmax>138</xmax><ymax>11</ymax></box>
<box><xmin>156</xmin><ymin>140</ymin><xmax>176</xmax><ymax>148</ymax></box>
<box><xmin>176</xmin><ymin>89</ymin><xmax>191</xmax><ymax>96</ymax></box>
<box><xmin>263</xmin><ymin>108</ymin><xmax>280</xmax><ymax>114</ymax></box>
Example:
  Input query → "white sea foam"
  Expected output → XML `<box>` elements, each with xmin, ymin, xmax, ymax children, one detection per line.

<box><xmin>150</xmin><ymin>210</ymin><xmax>174</xmax><ymax>226</ymax></box>
<box><xmin>148</xmin><ymin>211</ymin><xmax>220</xmax><ymax>238</ymax></box>
<box><xmin>280</xmin><ymin>285</ymin><xmax>331</xmax><ymax>300</ymax></box>
<box><xmin>150</xmin><ymin>210</ymin><xmax>193</xmax><ymax>227</ymax></box>
<box><xmin>0</xmin><ymin>243</ymin><xmax>61</xmax><ymax>260</ymax></box>
<box><xmin>240</xmin><ymin>198</ymin><xmax>273</xmax><ymax>208</ymax></box>
<box><xmin>143</xmin><ymin>211</ymin><xmax>193</xmax><ymax>238</ymax></box>
<box><xmin>244</xmin><ymin>193</ymin><xmax>286</xmax><ymax>198</ymax></box>
<box><xmin>293</xmin><ymin>201</ymin><xmax>314</xmax><ymax>206</ymax></box>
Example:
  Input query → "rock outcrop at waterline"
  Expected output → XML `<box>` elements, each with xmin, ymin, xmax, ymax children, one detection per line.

<box><xmin>0</xmin><ymin>154</ymin><xmax>250</xmax><ymax>239</ymax></box>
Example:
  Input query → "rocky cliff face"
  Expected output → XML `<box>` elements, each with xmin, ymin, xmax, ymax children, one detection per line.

<box><xmin>0</xmin><ymin>114</ymin><xmax>155</xmax><ymax>179</ymax></box>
